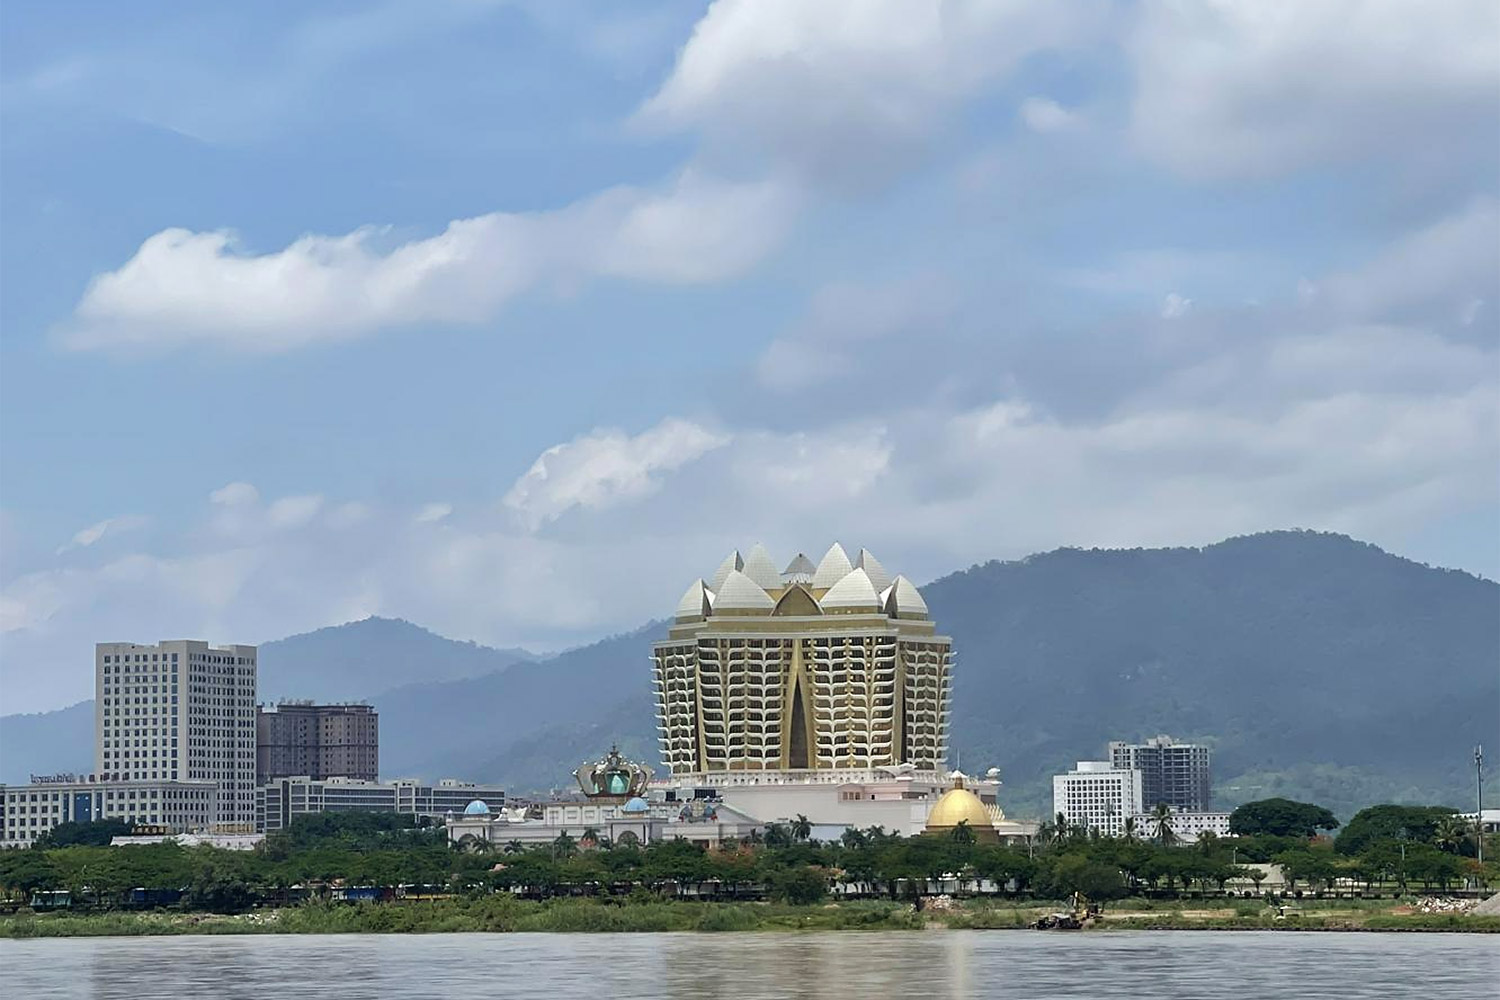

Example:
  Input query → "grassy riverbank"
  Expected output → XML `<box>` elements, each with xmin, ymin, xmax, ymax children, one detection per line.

<box><xmin>3</xmin><ymin>897</ymin><xmax>1497</xmax><ymax>938</ymax></box>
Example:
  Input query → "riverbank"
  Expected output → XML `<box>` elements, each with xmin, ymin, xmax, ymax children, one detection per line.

<box><xmin>3</xmin><ymin>897</ymin><xmax>1498</xmax><ymax>938</ymax></box>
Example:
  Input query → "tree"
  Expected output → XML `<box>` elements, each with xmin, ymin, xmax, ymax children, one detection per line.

<box><xmin>1151</xmin><ymin>803</ymin><xmax>1176</xmax><ymax>846</ymax></box>
<box><xmin>1334</xmin><ymin>805</ymin><xmax>1458</xmax><ymax>856</ymax></box>
<box><xmin>1228</xmin><ymin>798</ymin><xmax>1340</xmax><ymax>839</ymax></box>
<box><xmin>1432</xmin><ymin>815</ymin><xmax>1471</xmax><ymax>856</ymax></box>
<box><xmin>504</xmin><ymin>840</ymin><xmax>525</xmax><ymax>855</ymax></box>
<box><xmin>950</xmin><ymin>820</ymin><xmax>977</xmax><ymax>845</ymax></box>
<box><xmin>34</xmin><ymin>819</ymin><xmax>134</xmax><ymax>849</ymax></box>
<box><xmin>1123</xmin><ymin>816</ymin><xmax>1138</xmax><ymax>840</ymax></box>
<box><xmin>791</xmin><ymin>815</ymin><xmax>813</xmax><ymax>843</ymax></box>
<box><xmin>551</xmin><ymin>832</ymin><xmax>577</xmax><ymax>859</ymax></box>
<box><xmin>765</xmin><ymin>865</ymin><xmax>827</xmax><ymax>905</ymax></box>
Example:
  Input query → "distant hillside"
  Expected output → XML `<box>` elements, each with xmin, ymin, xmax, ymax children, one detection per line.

<box><xmin>926</xmin><ymin>531</ymin><xmax>1498</xmax><ymax>819</ymax></box>
<box><xmin>256</xmin><ymin>616</ymin><xmax>535</xmax><ymax>704</ymax></box>
<box><xmin>0</xmin><ymin>701</ymin><xmax>94</xmax><ymax>781</ymax></box>
<box><xmin>3</xmin><ymin>533</ymin><xmax>1494</xmax><ymax>820</ymax></box>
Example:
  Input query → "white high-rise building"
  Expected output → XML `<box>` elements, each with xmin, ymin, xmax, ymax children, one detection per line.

<box><xmin>96</xmin><ymin>641</ymin><xmax>258</xmax><ymax>829</ymax></box>
<box><xmin>1052</xmin><ymin>761</ymin><xmax>1144</xmax><ymax>837</ymax></box>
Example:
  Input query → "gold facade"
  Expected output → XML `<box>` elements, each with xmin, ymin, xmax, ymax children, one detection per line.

<box><xmin>652</xmin><ymin>545</ymin><xmax>952</xmax><ymax>776</ymax></box>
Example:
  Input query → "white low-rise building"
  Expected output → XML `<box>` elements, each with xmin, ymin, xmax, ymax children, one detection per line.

<box><xmin>257</xmin><ymin>775</ymin><xmax>507</xmax><ymax>832</ymax></box>
<box><xmin>1</xmin><ymin>775</ymin><xmax>218</xmax><ymax>848</ymax></box>
<box><xmin>1130</xmin><ymin>809</ymin><xmax>1233</xmax><ymax>843</ymax></box>
<box><xmin>447</xmin><ymin>794</ymin><xmax>763</xmax><ymax>850</ymax></box>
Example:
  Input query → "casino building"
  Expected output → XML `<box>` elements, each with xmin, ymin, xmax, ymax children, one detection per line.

<box><xmin>650</xmin><ymin>543</ymin><xmax>1030</xmax><ymax>840</ymax></box>
<box><xmin>654</xmin><ymin>543</ymin><xmax>950</xmax><ymax>778</ymax></box>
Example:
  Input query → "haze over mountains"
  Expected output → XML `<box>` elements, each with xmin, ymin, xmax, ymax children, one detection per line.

<box><xmin>3</xmin><ymin>531</ymin><xmax>1494</xmax><ymax>820</ymax></box>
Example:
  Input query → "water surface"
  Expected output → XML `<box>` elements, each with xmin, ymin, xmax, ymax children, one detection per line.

<box><xmin>4</xmin><ymin>930</ymin><xmax>1495</xmax><ymax>999</ymax></box>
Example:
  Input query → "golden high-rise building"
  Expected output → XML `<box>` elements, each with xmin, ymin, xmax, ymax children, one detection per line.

<box><xmin>652</xmin><ymin>543</ymin><xmax>951</xmax><ymax>777</ymax></box>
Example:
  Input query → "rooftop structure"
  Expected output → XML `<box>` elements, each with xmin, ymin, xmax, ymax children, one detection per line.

<box><xmin>653</xmin><ymin>543</ymin><xmax>951</xmax><ymax>779</ymax></box>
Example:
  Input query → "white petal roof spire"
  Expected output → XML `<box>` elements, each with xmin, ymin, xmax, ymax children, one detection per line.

<box><xmin>740</xmin><ymin>543</ymin><xmax>783</xmax><ymax>590</ymax></box>
<box><xmin>675</xmin><ymin>580</ymin><xmax>713</xmax><ymax>621</ymax></box>
<box><xmin>811</xmin><ymin>542</ymin><xmax>854</xmax><ymax>590</ymax></box>
<box><xmin>856</xmin><ymin>548</ymin><xmax>892</xmax><ymax>594</ymax></box>
<box><xmin>886</xmin><ymin>575</ymin><xmax>929</xmax><ymax>619</ymax></box>
<box><xmin>819</xmin><ymin>567</ymin><xmax>881</xmax><ymax>611</ymax></box>
<box><xmin>714</xmin><ymin>569</ymin><xmax>777</xmax><ymax>611</ymax></box>
<box><xmin>782</xmin><ymin>552</ymin><xmax>817</xmax><ymax>582</ymax></box>
<box><xmin>708</xmin><ymin>550</ymin><xmax>743</xmax><ymax>591</ymax></box>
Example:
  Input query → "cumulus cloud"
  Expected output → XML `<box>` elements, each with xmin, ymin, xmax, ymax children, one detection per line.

<box><xmin>60</xmin><ymin>169</ymin><xmax>798</xmax><ymax>353</ymax></box>
<box><xmin>266</xmin><ymin>495</ymin><xmax>325</xmax><ymax>530</ymax></box>
<box><xmin>1160</xmin><ymin>292</ymin><xmax>1191</xmax><ymax>319</ymax></box>
<box><xmin>1129</xmin><ymin>0</ymin><xmax>1500</xmax><ymax>179</ymax></box>
<box><xmin>639</xmin><ymin>0</ymin><xmax>1099</xmax><ymax>184</ymax></box>
<box><xmin>55</xmin><ymin>516</ymin><xmax>145</xmax><ymax>554</ymax></box>
<box><xmin>757</xmin><ymin>275</ymin><xmax>954</xmax><ymax>390</ymax></box>
<box><xmin>1018</xmin><ymin>96</ymin><xmax>1078</xmax><ymax>133</ymax></box>
<box><xmin>503</xmin><ymin>418</ymin><xmax>731</xmax><ymax>528</ymax></box>
<box><xmin>414</xmin><ymin>502</ymin><xmax>453</xmax><ymax>524</ymax></box>
<box><xmin>210</xmin><ymin>482</ymin><xmax>259</xmax><ymax>506</ymax></box>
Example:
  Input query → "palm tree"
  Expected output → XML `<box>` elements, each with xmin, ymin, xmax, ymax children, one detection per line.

<box><xmin>950</xmin><ymin>820</ymin><xmax>976</xmax><ymax>845</ymax></box>
<box><xmin>1123</xmin><ymin>816</ymin><xmax>1138</xmax><ymax>840</ymax></box>
<box><xmin>580</xmin><ymin>826</ymin><xmax>601</xmax><ymax>849</ymax></box>
<box><xmin>552</xmin><ymin>832</ymin><xmax>577</xmax><ymax>859</ymax></box>
<box><xmin>1433</xmin><ymin>815</ymin><xmax>1469</xmax><ymax>855</ymax></box>
<box><xmin>504</xmin><ymin>840</ymin><xmax>524</xmax><ymax>855</ymax></box>
<box><xmin>791</xmin><ymin>814</ymin><xmax>813</xmax><ymax>843</ymax></box>
<box><xmin>1151</xmin><ymin>803</ymin><xmax>1176</xmax><ymax>846</ymax></box>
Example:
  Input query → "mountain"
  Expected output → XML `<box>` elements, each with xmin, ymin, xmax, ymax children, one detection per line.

<box><xmin>926</xmin><ymin>531</ymin><xmax>1497</xmax><ymax>819</ymax></box>
<box><xmin>3</xmin><ymin>532</ymin><xmax>1494</xmax><ymax>820</ymax></box>
<box><xmin>0</xmin><ymin>616</ymin><xmax>536</xmax><ymax>785</ymax></box>
<box><xmin>256</xmin><ymin>616</ymin><xmax>536</xmax><ymax>704</ymax></box>
<box><xmin>0</xmin><ymin>701</ymin><xmax>95</xmax><ymax>781</ymax></box>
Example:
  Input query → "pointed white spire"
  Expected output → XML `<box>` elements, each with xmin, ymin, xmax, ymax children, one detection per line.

<box><xmin>740</xmin><ymin>543</ymin><xmax>782</xmax><ymax>590</ymax></box>
<box><xmin>675</xmin><ymin>580</ymin><xmax>712</xmax><ymax>621</ymax></box>
<box><xmin>886</xmin><ymin>575</ymin><xmax>929</xmax><ymax>618</ymax></box>
<box><xmin>811</xmin><ymin>542</ymin><xmax>854</xmax><ymax>590</ymax></box>
<box><xmin>782</xmin><ymin>553</ymin><xmax>817</xmax><ymax>582</ymax></box>
<box><xmin>713</xmin><ymin>569</ymin><xmax>776</xmax><ymax>611</ymax></box>
<box><xmin>856</xmin><ymin>548</ymin><xmax>892</xmax><ymax>594</ymax></box>
<box><xmin>708</xmin><ymin>550</ymin><xmax>743</xmax><ymax>591</ymax></box>
<box><xmin>819</xmin><ymin>567</ymin><xmax>880</xmax><ymax>611</ymax></box>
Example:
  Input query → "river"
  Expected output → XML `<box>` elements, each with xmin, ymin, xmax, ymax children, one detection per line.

<box><xmin>3</xmin><ymin>930</ymin><xmax>1496</xmax><ymax>998</ymax></box>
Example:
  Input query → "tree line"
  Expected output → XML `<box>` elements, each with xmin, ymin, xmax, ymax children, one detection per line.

<box><xmin>1</xmin><ymin>797</ymin><xmax>1492</xmax><ymax>915</ymax></box>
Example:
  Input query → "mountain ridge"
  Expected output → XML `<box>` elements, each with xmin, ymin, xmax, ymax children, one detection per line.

<box><xmin>3</xmin><ymin>531</ymin><xmax>1494</xmax><ymax>820</ymax></box>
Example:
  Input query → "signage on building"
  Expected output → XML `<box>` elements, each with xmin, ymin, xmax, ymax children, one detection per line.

<box><xmin>29</xmin><ymin>773</ymin><xmax>77</xmax><ymax>785</ymax></box>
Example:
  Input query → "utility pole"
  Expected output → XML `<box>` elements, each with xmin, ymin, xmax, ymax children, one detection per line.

<box><xmin>1476</xmin><ymin>745</ymin><xmax>1485</xmax><ymax>865</ymax></box>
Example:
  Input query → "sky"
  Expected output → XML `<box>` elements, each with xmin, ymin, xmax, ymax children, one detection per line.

<box><xmin>1</xmin><ymin>0</ymin><xmax>1496</xmax><ymax>714</ymax></box>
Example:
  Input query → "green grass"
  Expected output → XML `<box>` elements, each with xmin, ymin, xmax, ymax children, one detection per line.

<box><xmin>3</xmin><ymin>896</ymin><xmax>1495</xmax><ymax>938</ymax></box>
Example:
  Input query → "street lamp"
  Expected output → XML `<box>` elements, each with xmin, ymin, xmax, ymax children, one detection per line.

<box><xmin>1476</xmin><ymin>745</ymin><xmax>1485</xmax><ymax>866</ymax></box>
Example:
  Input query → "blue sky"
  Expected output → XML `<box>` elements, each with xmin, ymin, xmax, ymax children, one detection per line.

<box><xmin>2</xmin><ymin>0</ymin><xmax>1497</xmax><ymax>712</ymax></box>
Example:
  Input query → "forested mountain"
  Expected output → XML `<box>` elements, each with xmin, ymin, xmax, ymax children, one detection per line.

<box><xmin>4</xmin><ymin>532</ymin><xmax>1494</xmax><ymax>819</ymax></box>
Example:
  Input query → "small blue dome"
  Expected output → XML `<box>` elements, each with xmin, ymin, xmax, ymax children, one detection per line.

<box><xmin>622</xmin><ymin>796</ymin><xmax>649</xmax><ymax>814</ymax></box>
<box><xmin>463</xmin><ymin>799</ymin><xmax>491</xmax><ymax>816</ymax></box>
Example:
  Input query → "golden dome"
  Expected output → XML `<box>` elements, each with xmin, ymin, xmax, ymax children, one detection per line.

<box><xmin>925</xmin><ymin>774</ymin><xmax>997</xmax><ymax>837</ymax></box>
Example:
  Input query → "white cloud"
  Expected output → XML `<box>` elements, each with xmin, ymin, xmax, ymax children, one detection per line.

<box><xmin>266</xmin><ymin>495</ymin><xmax>325</xmax><ymax>530</ymax></box>
<box><xmin>757</xmin><ymin>275</ymin><xmax>954</xmax><ymax>390</ymax></box>
<box><xmin>1130</xmin><ymin>0</ymin><xmax>1500</xmax><ymax>179</ymax></box>
<box><xmin>503</xmin><ymin>418</ymin><xmax>731</xmax><ymax>528</ymax></box>
<box><xmin>1319</xmin><ymin>198</ymin><xmax>1500</xmax><ymax>323</ymax></box>
<box><xmin>1018</xmin><ymin>96</ymin><xmax>1078</xmax><ymax>133</ymax></box>
<box><xmin>210</xmin><ymin>481</ymin><xmax>259</xmax><ymax>506</ymax></box>
<box><xmin>415</xmin><ymin>502</ymin><xmax>452</xmax><ymax>524</ymax></box>
<box><xmin>1160</xmin><ymin>292</ymin><xmax>1192</xmax><ymax>319</ymax></box>
<box><xmin>639</xmin><ymin>0</ymin><xmax>1098</xmax><ymax>183</ymax></box>
<box><xmin>60</xmin><ymin>169</ymin><xmax>797</xmax><ymax>353</ymax></box>
<box><xmin>55</xmin><ymin>516</ymin><xmax>145</xmax><ymax>554</ymax></box>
